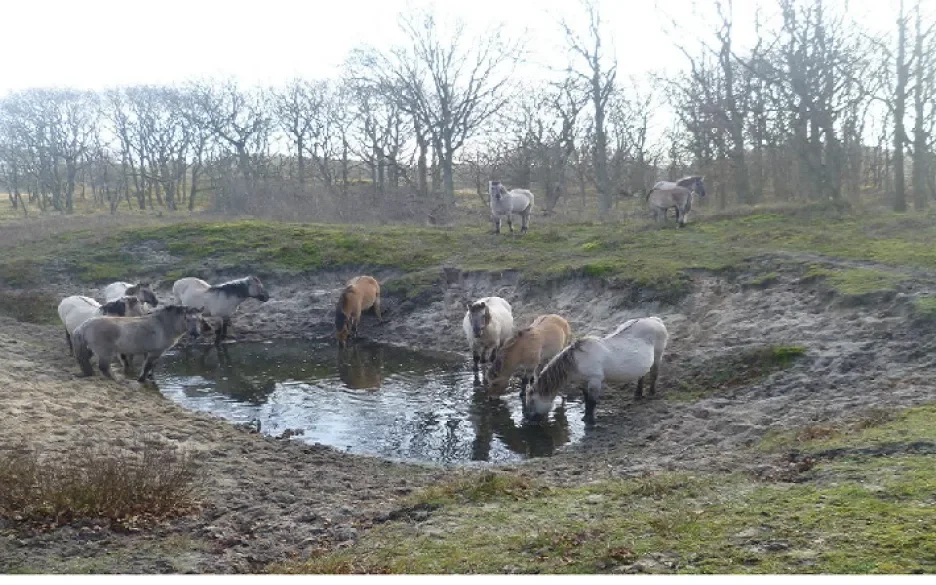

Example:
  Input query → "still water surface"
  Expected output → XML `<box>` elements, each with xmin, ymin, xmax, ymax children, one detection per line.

<box><xmin>155</xmin><ymin>339</ymin><xmax>585</xmax><ymax>465</ymax></box>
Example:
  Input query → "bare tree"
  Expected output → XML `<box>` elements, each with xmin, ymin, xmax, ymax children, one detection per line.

<box><xmin>561</xmin><ymin>0</ymin><xmax>616</xmax><ymax>213</ymax></box>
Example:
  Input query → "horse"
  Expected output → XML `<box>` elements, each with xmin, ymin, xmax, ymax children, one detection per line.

<box><xmin>103</xmin><ymin>281</ymin><xmax>160</xmax><ymax>308</ymax></box>
<box><xmin>172</xmin><ymin>276</ymin><xmax>270</xmax><ymax>344</ymax></box>
<box><xmin>489</xmin><ymin>181</ymin><xmax>534</xmax><ymax>234</ymax></box>
<box><xmin>335</xmin><ymin>276</ymin><xmax>382</xmax><ymax>348</ymax></box>
<box><xmin>524</xmin><ymin>316</ymin><xmax>668</xmax><ymax>425</ymax></box>
<box><xmin>57</xmin><ymin>295</ymin><xmax>145</xmax><ymax>355</ymax></box>
<box><xmin>72</xmin><ymin>304</ymin><xmax>204</xmax><ymax>383</ymax></box>
<box><xmin>645</xmin><ymin>176</ymin><xmax>707</xmax><ymax>227</ymax></box>
<box><xmin>485</xmin><ymin>313</ymin><xmax>573</xmax><ymax>396</ymax></box>
<box><xmin>463</xmin><ymin>296</ymin><xmax>514</xmax><ymax>377</ymax></box>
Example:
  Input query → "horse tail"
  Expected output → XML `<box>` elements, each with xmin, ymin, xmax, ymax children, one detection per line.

<box><xmin>335</xmin><ymin>296</ymin><xmax>348</xmax><ymax>333</ymax></box>
<box><xmin>73</xmin><ymin>328</ymin><xmax>94</xmax><ymax>376</ymax></box>
<box><xmin>645</xmin><ymin>189</ymin><xmax>655</xmax><ymax>202</ymax></box>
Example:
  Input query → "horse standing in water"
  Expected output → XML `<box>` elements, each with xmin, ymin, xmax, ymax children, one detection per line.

<box><xmin>646</xmin><ymin>176</ymin><xmax>707</xmax><ymax>227</ymax></box>
<box><xmin>524</xmin><ymin>317</ymin><xmax>668</xmax><ymax>425</ymax></box>
<box><xmin>335</xmin><ymin>276</ymin><xmax>382</xmax><ymax>348</ymax></box>
<box><xmin>489</xmin><ymin>181</ymin><xmax>534</xmax><ymax>234</ymax></box>
<box><xmin>485</xmin><ymin>314</ymin><xmax>572</xmax><ymax>396</ymax></box>
<box><xmin>463</xmin><ymin>296</ymin><xmax>514</xmax><ymax>380</ymax></box>
<box><xmin>173</xmin><ymin>276</ymin><xmax>270</xmax><ymax>344</ymax></box>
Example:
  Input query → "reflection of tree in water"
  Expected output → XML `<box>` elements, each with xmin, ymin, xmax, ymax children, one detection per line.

<box><xmin>468</xmin><ymin>390</ymin><xmax>572</xmax><ymax>461</ymax></box>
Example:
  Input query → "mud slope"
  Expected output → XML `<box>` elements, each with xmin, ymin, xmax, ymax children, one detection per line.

<box><xmin>3</xmin><ymin>254</ymin><xmax>936</xmax><ymax>572</ymax></box>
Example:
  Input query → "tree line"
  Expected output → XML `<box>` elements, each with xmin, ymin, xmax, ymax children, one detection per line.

<box><xmin>0</xmin><ymin>0</ymin><xmax>934</xmax><ymax>221</ymax></box>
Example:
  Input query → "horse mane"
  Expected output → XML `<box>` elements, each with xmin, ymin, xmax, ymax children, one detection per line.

<box><xmin>99</xmin><ymin>299</ymin><xmax>127</xmax><ymax>316</ymax></box>
<box><xmin>675</xmin><ymin>176</ymin><xmax>700</xmax><ymax>188</ymax></box>
<box><xmin>533</xmin><ymin>338</ymin><xmax>586</xmax><ymax>399</ymax></box>
<box><xmin>211</xmin><ymin>277</ymin><xmax>251</xmax><ymax>299</ymax></box>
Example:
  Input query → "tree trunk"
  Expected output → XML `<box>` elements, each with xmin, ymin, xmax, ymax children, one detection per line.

<box><xmin>894</xmin><ymin>0</ymin><xmax>909</xmax><ymax>212</ymax></box>
<box><xmin>911</xmin><ymin>0</ymin><xmax>928</xmax><ymax>211</ymax></box>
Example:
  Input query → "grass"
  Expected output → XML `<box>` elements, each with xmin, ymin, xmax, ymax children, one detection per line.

<box><xmin>673</xmin><ymin>345</ymin><xmax>806</xmax><ymax>401</ymax></box>
<box><xmin>0</xmin><ymin>291</ymin><xmax>61</xmax><ymax>325</ymax></box>
<box><xmin>280</xmin><ymin>455</ymin><xmax>936</xmax><ymax>574</ymax></box>
<box><xmin>0</xmin><ymin>437</ymin><xmax>200</xmax><ymax>531</ymax></box>
<box><xmin>2</xmin><ymin>204</ymin><xmax>935</xmax><ymax>307</ymax></box>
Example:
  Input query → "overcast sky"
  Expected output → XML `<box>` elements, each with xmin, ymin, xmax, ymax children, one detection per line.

<box><xmin>0</xmin><ymin>0</ymin><xmax>899</xmax><ymax>94</ymax></box>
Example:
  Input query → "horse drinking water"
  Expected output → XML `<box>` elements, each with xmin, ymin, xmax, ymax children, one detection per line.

<box><xmin>486</xmin><ymin>314</ymin><xmax>572</xmax><ymax>396</ymax></box>
<box><xmin>646</xmin><ymin>176</ymin><xmax>707</xmax><ymax>227</ymax></box>
<box><xmin>463</xmin><ymin>296</ymin><xmax>514</xmax><ymax>378</ymax></box>
<box><xmin>525</xmin><ymin>316</ymin><xmax>668</xmax><ymax>425</ymax></box>
<box><xmin>489</xmin><ymin>181</ymin><xmax>534</xmax><ymax>234</ymax></box>
<box><xmin>173</xmin><ymin>276</ymin><xmax>270</xmax><ymax>344</ymax></box>
<box><xmin>335</xmin><ymin>276</ymin><xmax>382</xmax><ymax>348</ymax></box>
<box><xmin>72</xmin><ymin>304</ymin><xmax>204</xmax><ymax>383</ymax></box>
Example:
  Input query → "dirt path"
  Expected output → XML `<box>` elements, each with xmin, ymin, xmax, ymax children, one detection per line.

<box><xmin>3</xmin><ymin>256</ymin><xmax>936</xmax><ymax>572</ymax></box>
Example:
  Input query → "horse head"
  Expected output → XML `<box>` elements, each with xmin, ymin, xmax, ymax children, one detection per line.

<box><xmin>184</xmin><ymin>307</ymin><xmax>205</xmax><ymax>339</ymax></box>
<box><xmin>489</xmin><ymin>180</ymin><xmax>506</xmax><ymax>202</ymax></box>
<box><xmin>467</xmin><ymin>301</ymin><xmax>490</xmax><ymax>338</ymax></box>
<box><xmin>247</xmin><ymin>276</ymin><xmax>270</xmax><ymax>302</ymax></box>
<box><xmin>692</xmin><ymin>176</ymin><xmax>707</xmax><ymax>198</ymax></box>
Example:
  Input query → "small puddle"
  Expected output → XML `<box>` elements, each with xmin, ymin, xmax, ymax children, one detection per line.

<box><xmin>155</xmin><ymin>339</ymin><xmax>585</xmax><ymax>465</ymax></box>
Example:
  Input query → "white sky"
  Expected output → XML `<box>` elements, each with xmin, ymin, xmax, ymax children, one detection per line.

<box><xmin>0</xmin><ymin>0</ymin><xmax>902</xmax><ymax>150</ymax></box>
<box><xmin>0</xmin><ymin>0</ymin><xmax>900</xmax><ymax>94</ymax></box>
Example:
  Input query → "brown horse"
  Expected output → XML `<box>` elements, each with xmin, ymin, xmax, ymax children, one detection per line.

<box><xmin>335</xmin><ymin>276</ymin><xmax>382</xmax><ymax>347</ymax></box>
<box><xmin>485</xmin><ymin>314</ymin><xmax>573</xmax><ymax>395</ymax></box>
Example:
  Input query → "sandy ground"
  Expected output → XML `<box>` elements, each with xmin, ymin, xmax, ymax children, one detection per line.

<box><xmin>3</xmin><ymin>258</ymin><xmax>936</xmax><ymax>572</ymax></box>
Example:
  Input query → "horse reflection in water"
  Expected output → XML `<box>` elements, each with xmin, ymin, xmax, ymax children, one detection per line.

<box><xmin>179</xmin><ymin>344</ymin><xmax>278</xmax><ymax>405</ymax></box>
<box><xmin>337</xmin><ymin>344</ymin><xmax>384</xmax><ymax>390</ymax></box>
<box><xmin>468</xmin><ymin>389</ymin><xmax>571</xmax><ymax>460</ymax></box>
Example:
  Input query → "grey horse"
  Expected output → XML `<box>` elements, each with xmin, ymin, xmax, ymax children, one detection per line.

<box><xmin>646</xmin><ymin>176</ymin><xmax>707</xmax><ymax>227</ymax></box>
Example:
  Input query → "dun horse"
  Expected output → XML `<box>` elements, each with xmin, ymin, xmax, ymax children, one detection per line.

<box><xmin>525</xmin><ymin>317</ymin><xmax>668</xmax><ymax>425</ymax></box>
<box><xmin>646</xmin><ymin>176</ymin><xmax>707</xmax><ymax>227</ymax></box>
<box><xmin>58</xmin><ymin>295</ymin><xmax>145</xmax><ymax>355</ymax></box>
<box><xmin>489</xmin><ymin>181</ymin><xmax>534</xmax><ymax>234</ymax></box>
<box><xmin>335</xmin><ymin>276</ymin><xmax>382</xmax><ymax>348</ymax></box>
<box><xmin>486</xmin><ymin>314</ymin><xmax>572</xmax><ymax>396</ymax></box>
<box><xmin>73</xmin><ymin>305</ymin><xmax>204</xmax><ymax>383</ymax></box>
<box><xmin>463</xmin><ymin>296</ymin><xmax>514</xmax><ymax>377</ymax></box>
<box><xmin>173</xmin><ymin>276</ymin><xmax>270</xmax><ymax>344</ymax></box>
<box><xmin>103</xmin><ymin>281</ymin><xmax>160</xmax><ymax>308</ymax></box>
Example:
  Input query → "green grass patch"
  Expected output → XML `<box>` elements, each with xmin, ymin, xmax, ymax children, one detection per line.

<box><xmin>673</xmin><ymin>345</ymin><xmax>806</xmax><ymax>401</ymax></box>
<box><xmin>912</xmin><ymin>297</ymin><xmax>936</xmax><ymax>319</ymax></box>
<box><xmin>759</xmin><ymin>404</ymin><xmax>936</xmax><ymax>454</ymax></box>
<box><xmin>824</xmin><ymin>269</ymin><xmax>907</xmax><ymax>296</ymax></box>
<box><xmin>280</xmin><ymin>455</ymin><xmax>936</xmax><ymax>574</ymax></box>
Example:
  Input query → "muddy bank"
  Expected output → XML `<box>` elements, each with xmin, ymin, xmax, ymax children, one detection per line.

<box><xmin>4</xmin><ymin>255</ymin><xmax>936</xmax><ymax>572</ymax></box>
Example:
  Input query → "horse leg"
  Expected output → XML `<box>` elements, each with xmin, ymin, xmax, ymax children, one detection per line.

<box><xmin>98</xmin><ymin>357</ymin><xmax>115</xmax><ymax>380</ymax></box>
<box><xmin>138</xmin><ymin>353</ymin><xmax>161</xmax><ymax>383</ymax></box>
<box><xmin>648</xmin><ymin>360</ymin><xmax>660</xmax><ymax>396</ymax></box>
<box><xmin>507</xmin><ymin>215</ymin><xmax>514</xmax><ymax>233</ymax></box>
<box><xmin>521</xmin><ymin>211</ymin><xmax>529</xmax><ymax>234</ymax></box>
<box><xmin>221</xmin><ymin>317</ymin><xmax>231</xmax><ymax>340</ymax></box>
<box><xmin>635</xmin><ymin>376</ymin><xmax>644</xmax><ymax>400</ymax></box>
<box><xmin>373</xmin><ymin>298</ymin><xmax>383</xmax><ymax>323</ymax></box>
<box><xmin>584</xmin><ymin>378</ymin><xmax>601</xmax><ymax>425</ymax></box>
<box><xmin>472</xmin><ymin>350</ymin><xmax>481</xmax><ymax>373</ymax></box>
<box><xmin>493</xmin><ymin>216</ymin><xmax>501</xmax><ymax>235</ymax></box>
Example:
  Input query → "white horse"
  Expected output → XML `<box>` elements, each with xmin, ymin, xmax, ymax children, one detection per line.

<box><xmin>646</xmin><ymin>176</ymin><xmax>707</xmax><ymax>228</ymax></box>
<box><xmin>103</xmin><ymin>281</ymin><xmax>160</xmax><ymax>308</ymax></box>
<box><xmin>463</xmin><ymin>296</ymin><xmax>514</xmax><ymax>377</ymax></box>
<box><xmin>525</xmin><ymin>316</ymin><xmax>668</xmax><ymax>425</ymax></box>
<box><xmin>57</xmin><ymin>295</ymin><xmax>145</xmax><ymax>359</ymax></box>
<box><xmin>489</xmin><ymin>181</ymin><xmax>534</xmax><ymax>234</ymax></box>
<box><xmin>172</xmin><ymin>276</ymin><xmax>270</xmax><ymax>344</ymax></box>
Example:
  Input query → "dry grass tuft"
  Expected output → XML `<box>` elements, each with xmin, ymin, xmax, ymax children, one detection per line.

<box><xmin>0</xmin><ymin>436</ymin><xmax>200</xmax><ymax>531</ymax></box>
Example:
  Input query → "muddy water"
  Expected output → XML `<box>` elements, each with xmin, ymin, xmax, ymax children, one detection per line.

<box><xmin>154</xmin><ymin>339</ymin><xmax>585</xmax><ymax>465</ymax></box>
